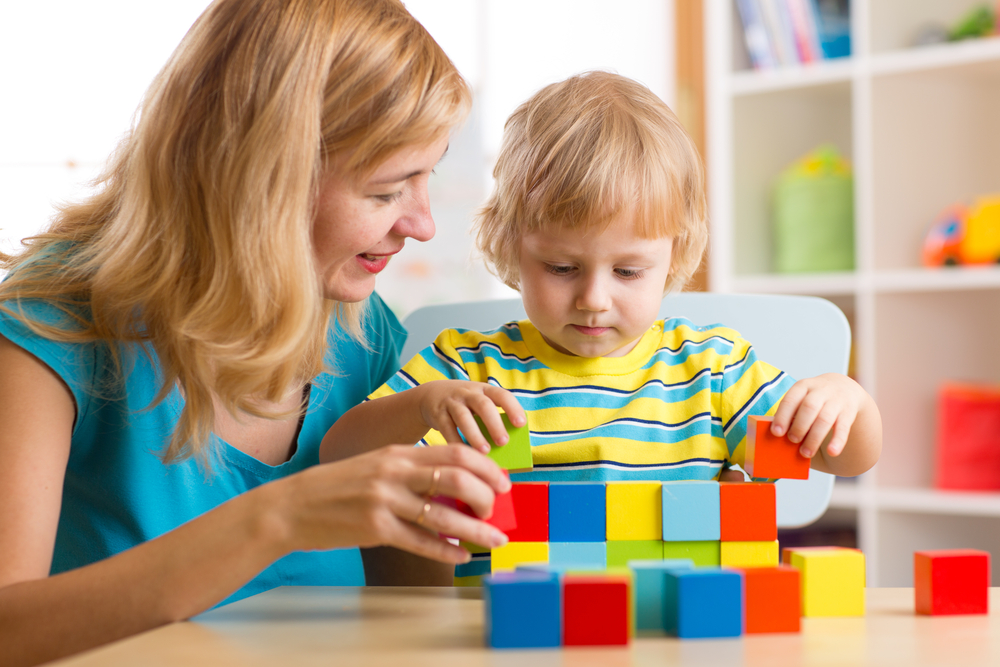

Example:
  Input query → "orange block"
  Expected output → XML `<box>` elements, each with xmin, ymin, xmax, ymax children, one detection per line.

<box><xmin>720</xmin><ymin>482</ymin><xmax>776</xmax><ymax>542</ymax></box>
<box><xmin>741</xmin><ymin>566</ymin><xmax>801</xmax><ymax>633</ymax></box>
<box><xmin>745</xmin><ymin>415</ymin><xmax>810</xmax><ymax>480</ymax></box>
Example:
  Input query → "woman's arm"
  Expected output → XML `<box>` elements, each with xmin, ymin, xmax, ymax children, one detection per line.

<box><xmin>0</xmin><ymin>336</ymin><xmax>510</xmax><ymax>667</ymax></box>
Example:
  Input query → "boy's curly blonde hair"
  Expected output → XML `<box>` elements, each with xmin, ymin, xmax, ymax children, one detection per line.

<box><xmin>474</xmin><ymin>71</ymin><xmax>707</xmax><ymax>294</ymax></box>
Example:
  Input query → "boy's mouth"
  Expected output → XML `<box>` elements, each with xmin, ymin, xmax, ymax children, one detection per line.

<box><xmin>572</xmin><ymin>324</ymin><xmax>610</xmax><ymax>336</ymax></box>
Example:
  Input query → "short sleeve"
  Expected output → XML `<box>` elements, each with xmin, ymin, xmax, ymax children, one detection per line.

<box><xmin>718</xmin><ymin>335</ymin><xmax>796</xmax><ymax>470</ymax></box>
<box><xmin>0</xmin><ymin>300</ymin><xmax>99</xmax><ymax>433</ymax></box>
<box><xmin>367</xmin><ymin>327</ymin><xmax>471</xmax><ymax>401</ymax></box>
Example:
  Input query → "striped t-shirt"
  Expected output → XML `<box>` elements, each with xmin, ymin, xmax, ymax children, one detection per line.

<box><xmin>369</xmin><ymin>317</ymin><xmax>794</xmax><ymax>482</ymax></box>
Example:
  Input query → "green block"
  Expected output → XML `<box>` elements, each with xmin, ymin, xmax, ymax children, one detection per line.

<box><xmin>606</xmin><ymin>540</ymin><xmax>663</xmax><ymax>567</ymax></box>
<box><xmin>662</xmin><ymin>540</ymin><xmax>721</xmax><ymax>567</ymax></box>
<box><xmin>475</xmin><ymin>412</ymin><xmax>533</xmax><ymax>471</ymax></box>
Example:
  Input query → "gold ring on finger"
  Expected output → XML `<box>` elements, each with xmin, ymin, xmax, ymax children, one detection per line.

<box><xmin>426</xmin><ymin>466</ymin><xmax>441</xmax><ymax>498</ymax></box>
<box><xmin>416</xmin><ymin>501</ymin><xmax>433</xmax><ymax>527</ymax></box>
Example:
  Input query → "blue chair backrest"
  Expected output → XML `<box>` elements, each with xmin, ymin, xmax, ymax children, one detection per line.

<box><xmin>400</xmin><ymin>293</ymin><xmax>850</xmax><ymax>528</ymax></box>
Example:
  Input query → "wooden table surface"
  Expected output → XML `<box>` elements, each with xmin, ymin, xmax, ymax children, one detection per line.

<box><xmin>54</xmin><ymin>587</ymin><xmax>1000</xmax><ymax>667</ymax></box>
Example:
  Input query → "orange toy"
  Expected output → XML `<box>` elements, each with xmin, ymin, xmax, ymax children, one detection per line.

<box><xmin>745</xmin><ymin>415</ymin><xmax>811</xmax><ymax>480</ymax></box>
<box><xmin>720</xmin><ymin>482</ymin><xmax>776</xmax><ymax>542</ymax></box>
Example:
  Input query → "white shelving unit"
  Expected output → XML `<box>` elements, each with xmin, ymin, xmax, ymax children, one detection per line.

<box><xmin>706</xmin><ymin>0</ymin><xmax>1000</xmax><ymax>586</ymax></box>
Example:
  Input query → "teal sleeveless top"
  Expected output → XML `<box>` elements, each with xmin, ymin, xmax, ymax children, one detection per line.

<box><xmin>0</xmin><ymin>293</ymin><xmax>405</xmax><ymax>605</ymax></box>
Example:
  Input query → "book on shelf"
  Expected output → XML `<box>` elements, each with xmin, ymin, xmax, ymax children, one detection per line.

<box><xmin>735</xmin><ymin>0</ymin><xmax>851</xmax><ymax>70</ymax></box>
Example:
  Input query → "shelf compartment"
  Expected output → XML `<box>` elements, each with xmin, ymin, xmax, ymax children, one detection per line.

<box><xmin>729</xmin><ymin>58</ymin><xmax>854</xmax><ymax>97</ymax></box>
<box><xmin>874</xmin><ymin>267</ymin><xmax>1000</xmax><ymax>293</ymax></box>
<box><xmin>868</xmin><ymin>0</ymin><xmax>996</xmax><ymax>55</ymax></box>
<box><xmin>874</xmin><ymin>290</ymin><xmax>1000</xmax><ymax>489</ymax></box>
<box><xmin>871</xmin><ymin>37</ymin><xmax>1000</xmax><ymax>77</ymax></box>
<box><xmin>731</xmin><ymin>272</ymin><xmax>857</xmax><ymax>296</ymax></box>
<box><xmin>732</xmin><ymin>82</ymin><xmax>853</xmax><ymax>277</ymax></box>
<box><xmin>871</xmin><ymin>58</ymin><xmax>1000</xmax><ymax>272</ymax></box>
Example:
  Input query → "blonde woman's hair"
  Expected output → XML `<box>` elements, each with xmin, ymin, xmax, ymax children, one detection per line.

<box><xmin>474</xmin><ymin>71</ymin><xmax>707</xmax><ymax>293</ymax></box>
<box><xmin>0</xmin><ymin>0</ymin><xmax>470</xmax><ymax>464</ymax></box>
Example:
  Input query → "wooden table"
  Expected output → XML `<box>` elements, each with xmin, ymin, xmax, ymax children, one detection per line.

<box><xmin>54</xmin><ymin>587</ymin><xmax>1000</xmax><ymax>666</ymax></box>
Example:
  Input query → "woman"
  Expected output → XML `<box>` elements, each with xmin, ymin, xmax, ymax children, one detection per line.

<box><xmin>0</xmin><ymin>1</ymin><xmax>509</xmax><ymax>665</ymax></box>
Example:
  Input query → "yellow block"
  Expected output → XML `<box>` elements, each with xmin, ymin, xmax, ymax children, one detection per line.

<box><xmin>720</xmin><ymin>540</ymin><xmax>779</xmax><ymax>568</ymax></box>
<box><xmin>606</xmin><ymin>482</ymin><xmax>662</xmax><ymax>541</ymax></box>
<box><xmin>491</xmin><ymin>542</ymin><xmax>549</xmax><ymax>573</ymax></box>
<box><xmin>788</xmin><ymin>547</ymin><xmax>865</xmax><ymax>617</ymax></box>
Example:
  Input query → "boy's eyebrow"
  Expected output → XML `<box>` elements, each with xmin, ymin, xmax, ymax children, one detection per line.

<box><xmin>370</xmin><ymin>144</ymin><xmax>450</xmax><ymax>185</ymax></box>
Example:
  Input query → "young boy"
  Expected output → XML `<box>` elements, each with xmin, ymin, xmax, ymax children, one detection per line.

<box><xmin>321</xmin><ymin>72</ymin><xmax>881</xmax><ymax>574</ymax></box>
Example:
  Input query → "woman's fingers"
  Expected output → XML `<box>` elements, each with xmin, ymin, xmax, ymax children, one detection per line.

<box><xmin>400</xmin><ymin>496</ymin><xmax>507</xmax><ymax>550</ymax></box>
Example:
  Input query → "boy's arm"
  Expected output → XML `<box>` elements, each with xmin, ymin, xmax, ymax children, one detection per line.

<box><xmin>771</xmin><ymin>373</ymin><xmax>882</xmax><ymax>477</ymax></box>
<box><xmin>319</xmin><ymin>380</ymin><xmax>526</xmax><ymax>464</ymax></box>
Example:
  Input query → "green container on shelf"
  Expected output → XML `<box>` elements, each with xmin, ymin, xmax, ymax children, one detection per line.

<box><xmin>772</xmin><ymin>145</ymin><xmax>855</xmax><ymax>273</ymax></box>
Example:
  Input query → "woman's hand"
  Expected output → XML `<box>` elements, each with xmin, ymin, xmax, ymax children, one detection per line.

<box><xmin>414</xmin><ymin>380</ymin><xmax>526</xmax><ymax>454</ymax></box>
<box><xmin>272</xmin><ymin>443</ymin><xmax>511</xmax><ymax>564</ymax></box>
<box><xmin>770</xmin><ymin>373</ymin><xmax>882</xmax><ymax>476</ymax></box>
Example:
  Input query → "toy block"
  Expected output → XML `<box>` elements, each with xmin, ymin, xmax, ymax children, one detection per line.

<box><xmin>549</xmin><ymin>542</ymin><xmax>607</xmax><ymax>569</ymax></box>
<box><xmin>915</xmin><ymin>549</ymin><xmax>990</xmax><ymax>615</ymax></box>
<box><xmin>629</xmin><ymin>559</ymin><xmax>694</xmax><ymax>631</ymax></box>
<box><xmin>506</xmin><ymin>482</ymin><xmax>548</xmax><ymax>542</ymax></box>
<box><xmin>786</xmin><ymin>547</ymin><xmax>865</xmax><ymax>616</ymax></box>
<box><xmin>452</xmin><ymin>482</ymin><xmax>517</xmax><ymax>534</ymax></box>
<box><xmin>483</xmin><ymin>571</ymin><xmax>561</xmax><ymax>648</ymax></box>
<box><xmin>719</xmin><ymin>482</ymin><xmax>776</xmax><ymax>542</ymax></box>
<box><xmin>663</xmin><ymin>567</ymin><xmax>743</xmax><ymax>638</ymax></box>
<box><xmin>662</xmin><ymin>540</ymin><xmax>721</xmax><ymax>566</ymax></box>
<box><xmin>475</xmin><ymin>411</ymin><xmax>533</xmax><ymax>472</ymax></box>
<box><xmin>549</xmin><ymin>482</ymin><xmax>606</xmax><ymax>542</ymax></box>
<box><xmin>606</xmin><ymin>481</ymin><xmax>662</xmax><ymax>541</ymax></box>
<box><xmin>745</xmin><ymin>415</ymin><xmax>810</xmax><ymax>480</ymax></box>
<box><xmin>492</xmin><ymin>541</ymin><xmax>548</xmax><ymax>573</ymax></box>
<box><xmin>721</xmin><ymin>540</ymin><xmax>779</xmax><ymax>568</ymax></box>
<box><xmin>607</xmin><ymin>540</ymin><xmax>663</xmax><ymax>568</ymax></box>
<box><xmin>781</xmin><ymin>545</ymin><xmax>837</xmax><ymax>564</ymax></box>
<box><xmin>740</xmin><ymin>566</ymin><xmax>801</xmax><ymax>633</ymax></box>
<box><xmin>661</xmin><ymin>480</ymin><xmax>720</xmax><ymax>541</ymax></box>
<box><xmin>563</xmin><ymin>573</ymin><xmax>632</xmax><ymax>646</ymax></box>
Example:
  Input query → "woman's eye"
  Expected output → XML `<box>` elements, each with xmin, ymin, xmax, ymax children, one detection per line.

<box><xmin>373</xmin><ymin>192</ymin><xmax>401</xmax><ymax>203</ymax></box>
<box><xmin>616</xmin><ymin>268</ymin><xmax>644</xmax><ymax>280</ymax></box>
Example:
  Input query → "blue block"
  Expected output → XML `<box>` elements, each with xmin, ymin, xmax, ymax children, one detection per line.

<box><xmin>483</xmin><ymin>571</ymin><xmax>561</xmax><ymax>648</ymax></box>
<box><xmin>662</xmin><ymin>480</ymin><xmax>720</xmax><ymax>541</ymax></box>
<box><xmin>549</xmin><ymin>542</ymin><xmax>607</xmax><ymax>569</ymax></box>
<box><xmin>549</xmin><ymin>482</ymin><xmax>606</xmax><ymax>542</ymax></box>
<box><xmin>629</xmin><ymin>559</ymin><xmax>694</xmax><ymax>631</ymax></box>
<box><xmin>663</xmin><ymin>568</ymin><xmax>743</xmax><ymax>638</ymax></box>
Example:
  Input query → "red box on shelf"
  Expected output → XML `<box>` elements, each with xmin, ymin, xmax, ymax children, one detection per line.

<box><xmin>935</xmin><ymin>383</ymin><xmax>1000</xmax><ymax>491</ymax></box>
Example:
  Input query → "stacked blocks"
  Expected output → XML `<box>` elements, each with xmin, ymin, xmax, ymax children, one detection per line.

<box><xmin>550</xmin><ymin>541</ymin><xmax>606</xmax><ymax>569</ymax></box>
<box><xmin>745</xmin><ymin>415</ymin><xmax>811</xmax><ymax>480</ymax></box>
<box><xmin>606</xmin><ymin>481</ymin><xmax>662</xmax><ymax>540</ymax></box>
<box><xmin>663</xmin><ymin>568</ymin><xmax>744</xmax><ymax>638</ymax></box>
<box><xmin>630</xmin><ymin>559</ymin><xmax>694</xmax><ymax>630</ymax></box>
<box><xmin>721</xmin><ymin>540</ymin><xmax>780</xmax><ymax>568</ymax></box>
<box><xmin>505</xmin><ymin>482</ymin><xmax>548</xmax><ymax>543</ymax></box>
<box><xmin>719</xmin><ymin>481</ymin><xmax>779</xmax><ymax>568</ymax></box>
<box><xmin>783</xmin><ymin>546</ymin><xmax>865</xmax><ymax>616</ymax></box>
<box><xmin>549</xmin><ymin>482</ymin><xmax>605</xmax><ymax>542</ymax></box>
<box><xmin>662</xmin><ymin>481</ymin><xmax>720</xmax><ymax>540</ymax></box>
<box><xmin>562</xmin><ymin>573</ymin><xmax>633</xmax><ymax>646</ymax></box>
<box><xmin>741</xmin><ymin>565</ymin><xmax>801</xmax><ymax>633</ymax></box>
<box><xmin>483</xmin><ymin>571</ymin><xmax>561</xmax><ymax>648</ymax></box>
<box><xmin>915</xmin><ymin>549</ymin><xmax>990</xmax><ymax>615</ymax></box>
<box><xmin>492</xmin><ymin>541</ymin><xmax>549</xmax><ymax>571</ymax></box>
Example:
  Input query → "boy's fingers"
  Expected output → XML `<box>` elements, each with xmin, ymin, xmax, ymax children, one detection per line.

<box><xmin>771</xmin><ymin>383</ymin><xmax>807</xmax><ymax>436</ymax></box>
<box><xmin>484</xmin><ymin>385</ymin><xmax>527</xmax><ymax>427</ymax></box>
<box><xmin>469</xmin><ymin>394</ymin><xmax>510</xmax><ymax>447</ymax></box>
<box><xmin>825</xmin><ymin>417</ymin><xmax>853</xmax><ymax>457</ymax></box>
<box><xmin>450</xmin><ymin>407</ymin><xmax>491</xmax><ymax>453</ymax></box>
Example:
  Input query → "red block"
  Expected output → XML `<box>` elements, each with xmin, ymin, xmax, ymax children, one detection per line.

<box><xmin>505</xmin><ymin>482</ymin><xmax>548</xmax><ymax>542</ymax></box>
<box><xmin>562</xmin><ymin>575</ymin><xmax>630</xmax><ymax>646</ymax></box>
<box><xmin>741</xmin><ymin>566</ymin><xmax>801</xmax><ymax>633</ymax></box>
<box><xmin>453</xmin><ymin>487</ymin><xmax>517</xmax><ymax>534</ymax></box>
<box><xmin>745</xmin><ymin>415</ymin><xmax>810</xmax><ymax>480</ymax></box>
<box><xmin>720</xmin><ymin>482</ymin><xmax>776</xmax><ymax>542</ymax></box>
<box><xmin>915</xmin><ymin>549</ymin><xmax>990</xmax><ymax>615</ymax></box>
<box><xmin>935</xmin><ymin>384</ymin><xmax>1000</xmax><ymax>491</ymax></box>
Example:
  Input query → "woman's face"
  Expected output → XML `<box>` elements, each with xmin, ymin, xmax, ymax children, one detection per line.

<box><xmin>312</xmin><ymin>135</ymin><xmax>449</xmax><ymax>302</ymax></box>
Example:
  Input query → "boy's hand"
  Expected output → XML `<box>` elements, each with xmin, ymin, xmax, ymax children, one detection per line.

<box><xmin>417</xmin><ymin>380</ymin><xmax>526</xmax><ymax>454</ymax></box>
<box><xmin>770</xmin><ymin>373</ymin><xmax>867</xmax><ymax>459</ymax></box>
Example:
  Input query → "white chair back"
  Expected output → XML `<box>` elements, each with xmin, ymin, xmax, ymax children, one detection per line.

<box><xmin>401</xmin><ymin>293</ymin><xmax>850</xmax><ymax>528</ymax></box>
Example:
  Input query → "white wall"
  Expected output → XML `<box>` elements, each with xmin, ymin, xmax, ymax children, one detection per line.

<box><xmin>1</xmin><ymin>0</ymin><xmax>676</xmax><ymax>317</ymax></box>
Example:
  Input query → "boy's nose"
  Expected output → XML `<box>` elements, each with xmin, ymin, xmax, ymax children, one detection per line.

<box><xmin>576</xmin><ymin>274</ymin><xmax>612</xmax><ymax>312</ymax></box>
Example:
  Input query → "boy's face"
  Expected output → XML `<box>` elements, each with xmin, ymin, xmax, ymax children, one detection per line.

<box><xmin>518</xmin><ymin>222</ymin><xmax>673</xmax><ymax>358</ymax></box>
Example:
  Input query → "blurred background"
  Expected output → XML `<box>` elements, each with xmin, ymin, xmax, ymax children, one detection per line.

<box><xmin>4</xmin><ymin>0</ymin><xmax>1000</xmax><ymax>587</ymax></box>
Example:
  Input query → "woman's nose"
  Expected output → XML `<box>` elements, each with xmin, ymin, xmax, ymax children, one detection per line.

<box><xmin>393</xmin><ymin>186</ymin><xmax>435</xmax><ymax>242</ymax></box>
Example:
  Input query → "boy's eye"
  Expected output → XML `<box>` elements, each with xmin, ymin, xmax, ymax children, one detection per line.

<box><xmin>545</xmin><ymin>264</ymin><xmax>575</xmax><ymax>276</ymax></box>
<box><xmin>615</xmin><ymin>268</ymin><xmax>644</xmax><ymax>280</ymax></box>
